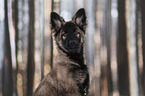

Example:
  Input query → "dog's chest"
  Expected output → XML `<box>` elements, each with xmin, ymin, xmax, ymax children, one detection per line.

<box><xmin>73</xmin><ymin>69</ymin><xmax>87</xmax><ymax>84</ymax></box>
<box><xmin>69</xmin><ymin>64</ymin><xmax>87</xmax><ymax>82</ymax></box>
<box><xmin>70</xmin><ymin>67</ymin><xmax>89</xmax><ymax>96</ymax></box>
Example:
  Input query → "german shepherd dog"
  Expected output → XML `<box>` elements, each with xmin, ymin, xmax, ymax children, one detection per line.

<box><xmin>34</xmin><ymin>8</ymin><xmax>89</xmax><ymax>96</ymax></box>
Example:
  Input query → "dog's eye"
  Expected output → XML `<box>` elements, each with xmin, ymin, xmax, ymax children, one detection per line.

<box><xmin>74</xmin><ymin>32</ymin><xmax>80</xmax><ymax>38</ymax></box>
<box><xmin>62</xmin><ymin>33</ymin><xmax>67</xmax><ymax>40</ymax></box>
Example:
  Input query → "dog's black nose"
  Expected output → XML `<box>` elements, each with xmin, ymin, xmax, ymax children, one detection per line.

<box><xmin>69</xmin><ymin>40</ymin><xmax>77</xmax><ymax>46</ymax></box>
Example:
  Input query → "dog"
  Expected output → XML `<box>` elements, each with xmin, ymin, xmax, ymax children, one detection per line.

<box><xmin>34</xmin><ymin>8</ymin><xmax>89</xmax><ymax>96</ymax></box>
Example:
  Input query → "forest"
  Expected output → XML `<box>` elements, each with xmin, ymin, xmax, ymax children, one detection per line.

<box><xmin>0</xmin><ymin>0</ymin><xmax>145</xmax><ymax>96</ymax></box>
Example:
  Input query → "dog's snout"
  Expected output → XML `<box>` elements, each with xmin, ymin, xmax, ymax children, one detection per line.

<box><xmin>66</xmin><ymin>39</ymin><xmax>79</xmax><ymax>51</ymax></box>
<box><xmin>69</xmin><ymin>40</ymin><xmax>77</xmax><ymax>45</ymax></box>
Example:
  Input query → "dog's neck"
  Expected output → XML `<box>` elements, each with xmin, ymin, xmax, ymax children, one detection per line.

<box><xmin>67</xmin><ymin>51</ymin><xmax>84</xmax><ymax>66</ymax></box>
<box><xmin>55</xmin><ymin>44</ymin><xmax>86</xmax><ymax>68</ymax></box>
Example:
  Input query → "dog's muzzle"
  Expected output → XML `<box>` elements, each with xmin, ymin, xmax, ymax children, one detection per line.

<box><xmin>66</xmin><ymin>40</ymin><xmax>79</xmax><ymax>51</ymax></box>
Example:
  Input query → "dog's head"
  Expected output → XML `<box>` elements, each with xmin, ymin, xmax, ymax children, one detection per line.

<box><xmin>51</xmin><ymin>8</ymin><xmax>87</xmax><ymax>53</ymax></box>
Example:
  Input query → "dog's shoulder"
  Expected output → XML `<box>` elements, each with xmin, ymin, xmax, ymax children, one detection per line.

<box><xmin>33</xmin><ymin>69</ymin><xmax>57</xmax><ymax>96</ymax></box>
<box><xmin>33</xmin><ymin>62</ymin><xmax>81</xmax><ymax>96</ymax></box>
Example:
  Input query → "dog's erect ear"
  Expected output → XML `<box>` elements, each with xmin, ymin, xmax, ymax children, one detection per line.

<box><xmin>51</xmin><ymin>12</ymin><xmax>64</xmax><ymax>31</ymax></box>
<box><xmin>72</xmin><ymin>8</ymin><xmax>87</xmax><ymax>31</ymax></box>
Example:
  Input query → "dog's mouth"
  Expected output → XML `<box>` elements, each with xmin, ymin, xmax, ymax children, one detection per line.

<box><xmin>66</xmin><ymin>46</ymin><xmax>80</xmax><ymax>52</ymax></box>
<box><xmin>65</xmin><ymin>43</ymin><xmax>81</xmax><ymax>53</ymax></box>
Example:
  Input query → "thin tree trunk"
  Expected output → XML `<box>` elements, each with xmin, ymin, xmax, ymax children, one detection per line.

<box><xmin>27</xmin><ymin>0</ymin><xmax>35</xmax><ymax>95</ymax></box>
<box><xmin>110</xmin><ymin>0</ymin><xmax>119</xmax><ymax>95</ymax></box>
<box><xmin>141</xmin><ymin>0</ymin><xmax>145</xmax><ymax>95</ymax></box>
<box><xmin>105</xmin><ymin>0</ymin><xmax>113</xmax><ymax>95</ymax></box>
<box><xmin>93</xmin><ymin>0</ymin><xmax>102</xmax><ymax>95</ymax></box>
<box><xmin>86</xmin><ymin>0</ymin><xmax>96</xmax><ymax>95</ymax></box>
<box><xmin>50</xmin><ymin>0</ymin><xmax>54</xmax><ymax>70</ymax></box>
<box><xmin>41</xmin><ymin>0</ymin><xmax>45</xmax><ymax>80</ymax></box>
<box><xmin>8</xmin><ymin>0</ymin><xmax>18</xmax><ymax>95</ymax></box>
<box><xmin>2</xmin><ymin>0</ymin><xmax>13</xmax><ymax>95</ymax></box>
<box><xmin>126</xmin><ymin>0</ymin><xmax>139</xmax><ymax>96</ymax></box>
<box><xmin>117</xmin><ymin>0</ymin><xmax>130</xmax><ymax>95</ymax></box>
<box><xmin>0</xmin><ymin>0</ymin><xmax>5</xmax><ymax>95</ymax></box>
<box><xmin>136</xmin><ymin>0</ymin><xmax>144</xmax><ymax>95</ymax></box>
<box><xmin>100</xmin><ymin>0</ymin><xmax>111</xmax><ymax>95</ymax></box>
<box><xmin>14</xmin><ymin>0</ymin><xmax>19</xmax><ymax>95</ymax></box>
<box><xmin>18</xmin><ymin>0</ymin><xmax>29</xmax><ymax>95</ymax></box>
<box><xmin>50</xmin><ymin>0</ymin><xmax>60</xmax><ymax>71</ymax></box>
<box><xmin>86</xmin><ymin>0</ymin><xmax>95</xmax><ymax>66</ymax></box>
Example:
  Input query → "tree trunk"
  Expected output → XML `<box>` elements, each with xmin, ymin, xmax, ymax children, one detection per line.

<box><xmin>0</xmin><ymin>0</ymin><xmax>5</xmax><ymax>95</ymax></box>
<box><xmin>27</xmin><ymin>0</ymin><xmax>35</xmax><ymax>96</ymax></box>
<box><xmin>50</xmin><ymin>0</ymin><xmax>54</xmax><ymax>70</ymax></box>
<box><xmin>86</xmin><ymin>0</ymin><xmax>95</xmax><ymax>66</ymax></box>
<box><xmin>100</xmin><ymin>0</ymin><xmax>111</xmax><ymax>95</ymax></box>
<box><xmin>17</xmin><ymin>0</ymin><xmax>29</xmax><ymax>95</ymax></box>
<box><xmin>141</xmin><ymin>0</ymin><xmax>145</xmax><ymax>95</ymax></box>
<box><xmin>136</xmin><ymin>0</ymin><xmax>143</xmax><ymax>95</ymax></box>
<box><xmin>8</xmin><ymin>0</ymin><xmax>18</xmax><ymax>95</ymax></box>
<box><xmin>117</xmin><ymin>0</ymin><xmax>130</xmax><ymax>95</ymax></box>
<box><xmin>86</xmin><ymin>0</ymin><xmax>96</xmax><ymax>95</ymax></box>
<box><xmin>13</xmin><ymin>0</ymin><xmax>19</xmax><ymax>95</ymax></box>
<box><xmin>110</xmin><ymin>0</ymin><xmax>119</xmax><ymax>95</ymax></box>
<box><xmin>41</xmin><ymin>0</ymin><xmax>45</xmax><ymax>80</ymax></box>
<box><xmin>105</xmin><ymin>0</ymin><xmax>113</xmax><ymax>95</ymax></box>
<box><xmin>126</xmin><ymin>0</ymin><xmax>139</xmax><ymax>95</ymax></box>
<box><xmin>2</xmin><ymin>0</ymin><xmax>13</xmax><ymax>95</ymax></box>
